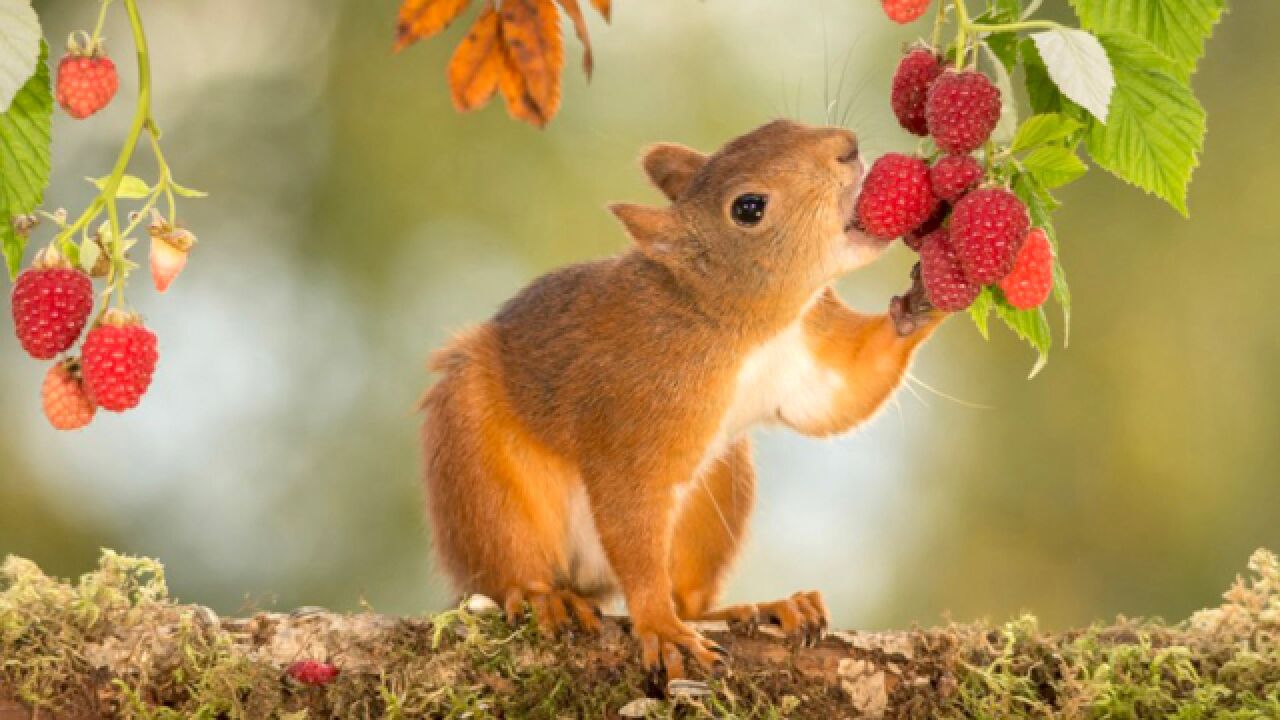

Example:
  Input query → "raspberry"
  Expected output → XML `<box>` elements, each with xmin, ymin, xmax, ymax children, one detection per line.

<box><xmin>149</xmin><ymin>222</ymin><xmax>196</xmax><ymax>294</ymax></box>
<box><xmin>855</xmin><ymin>153</ymin><xmax>939</xmax><ymax>239</ymax></box>
<box><xmin>286</xmin><ymin>660</ymin><xmax>340</xmax><ymax>686</ymax></box>
<box><xmin>929</xmin><ymin>154</ymin><xmax>984</xmax><ymax>203</ymax></box>
<box><xmin>891</xmin><ymin>48</ymin><xmax>943</xmax><ymax>136</ymax></box>
<box><xmin>919</xmin><ymin>229</ymin><xmax>980</xmax><ymax>311</ymax></box>
<box><xmin>925</xmin><ymin>70</ymin><xmax>1001</xmax><ymax>155</ymax></box>
<box><xmin>999</xmin><ymin>228</ymin><xmax>1054</xmax><ymax>309</ymax></box>
<box><xmin>81</xmin><ymin>310</ymin><xmax>159</xmax><ymax>413</ymax></box>
<box><xmin>11</xmin><ymin>262</ymin><xmax>95</xmax><ymax>360</ymax></box>
<box><xmin>881</xmin><ymin>0</ymin><xmax>932</xmax><ymax>24</ymax></box>
<box><xmin>42</xmin><ymin>359</ymin><xmax>96</xmax><ymax>431</ymax></box>
<box><xmin>950</xmin><ymin>188</ymin><xmax>1030</xmax><ymax>285</ymax></box>
<box><xmin>903</xmin><ymin>203</ymin><xmax>948</xmax><ymax>251</ymax></box>
<box><xmin>56</xmin><ymin>51</ymin><xmax>119</xmax><ymax>119</ymax></box>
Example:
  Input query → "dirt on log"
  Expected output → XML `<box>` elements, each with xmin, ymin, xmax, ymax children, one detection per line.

<box><xmin>2</xmin><ymin>551</ymin><xmax>1279</xmax><ymax>719</ymax></box>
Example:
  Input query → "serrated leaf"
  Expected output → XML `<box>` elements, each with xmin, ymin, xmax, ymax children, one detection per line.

<box><xmin>993</xmin><ymin>290</ymin><xmax>1051</xmax><ymax>378</ymax></box>
<box><xmin>1012</xmin><ymin>113</ymin><xmax>1083</xmax><ymax>152</ymax></box>
<box><xmin>0</xmin><ymin>0</ymin><xmax>40</xmax><ymax>113</ymax></box>
<box><xmin>171</xmin><ymin>181</ymin><xmax>208</xmax><ymax>199</ymax></box>
<box><xmin>0</xmin><ymin>41</ymin><xmax>50</xmax><ymax>278</ymax></box>
<box><xmin>968</xmin><ymin>287</ymin><xmax>994</xmax><ymax>340</ymax></box>
<box><xmin>1068</xmin><ymin>0</ymin><xmax>1225</xmax><ymax>81</ymax></box>
<box><xmin>1020</xmin><ymin>39</ymin><xmax>1064</xmax><ymax>115</ymax></box>
<box><xmin>1031</xmin><ymin>28</ymin><xmax>1115</xmax><ymax>123</ymax></box>
<box><xmin>88</xmin><ymin>174</ymin><xmax>152</xmax><ymax>199</ymax></box>
<box><xmin>1085</xmin><ymin>32</ymin><xmax>1205</xmax><ymax>217</ymax></box>
<box><xmin>1022</xmin><ymin>146</ymin><xmax>1087</xmax><ymax>189</ymax></box>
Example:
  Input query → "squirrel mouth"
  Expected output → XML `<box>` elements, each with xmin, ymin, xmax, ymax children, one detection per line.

<box><xmin>841</xmin><ymin>182</ymin><xmax>864</xmax><ymax>237</ymax></box>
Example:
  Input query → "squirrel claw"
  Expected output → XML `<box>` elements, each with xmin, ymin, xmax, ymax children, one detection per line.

<box><xmin>891</xmin><ymin>263</ymin><xmax>938</xmax><ymax>337</ymax></box>
<box><xmin>706</xmin><ymin>591</ymin><xmax>829</xmax><ymax>647</ymax></box>
<box><xmin>637</xmin><ymin>621</ymin><xmax>727</xmax><ymax>684</ymax></box>
<box><xmin>502</xmin><ymin>585</ymin><xmax>603</xmax><ymax>636</ymax></box>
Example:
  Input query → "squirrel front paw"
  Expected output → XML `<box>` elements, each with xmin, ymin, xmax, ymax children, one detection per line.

<box><xmin>634</xmin><ymin>616</ymin><xmax>729</xmax><ymax>683</ymax></box>
<box><xmin>891</xmin><ymin>262</ymin><xmax>942</xmax><ymax>337</ymax></box>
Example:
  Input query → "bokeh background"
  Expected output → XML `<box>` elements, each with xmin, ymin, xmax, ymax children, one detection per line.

<box><xmin>2</xmin><ymin>0</ymin><xmax>1277</xmax><ymax>631</ymax></box>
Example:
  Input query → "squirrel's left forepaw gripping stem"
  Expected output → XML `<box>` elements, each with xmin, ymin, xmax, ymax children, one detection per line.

<box><xmin>891</xmin><ymin>262</ymin><xmax>942</xmax><ymax>337</ymax></box>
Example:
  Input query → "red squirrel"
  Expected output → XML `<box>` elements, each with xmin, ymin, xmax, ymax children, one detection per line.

<box><xmin>420</xmin><ymin>119</ymin><xmax>943</xmax><ymax>680</ymax></box>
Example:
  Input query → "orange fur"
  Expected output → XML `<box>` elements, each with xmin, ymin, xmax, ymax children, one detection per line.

<box><xmin>420</xmin><ymin>120</ymin><xmax>944</xmax><ymax>678</ymax></box>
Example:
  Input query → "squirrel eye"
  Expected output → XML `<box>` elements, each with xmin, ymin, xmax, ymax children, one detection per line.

<box><xmin>730</xmin><ymin>193</ymin><xmax>768</xmax><ymax>227</ymax></box>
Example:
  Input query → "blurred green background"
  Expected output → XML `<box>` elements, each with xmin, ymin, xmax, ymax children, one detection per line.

<box><xmin>2</xmin><ymin>0</ymin><xmax>1276</xmax><ymax>631</ymax></box>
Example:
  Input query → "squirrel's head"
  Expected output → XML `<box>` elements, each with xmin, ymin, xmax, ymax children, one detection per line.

<box><xmin>611</xmin><ymin>119</ymin><xmax>884</xmax><ymax>309</ymax></box>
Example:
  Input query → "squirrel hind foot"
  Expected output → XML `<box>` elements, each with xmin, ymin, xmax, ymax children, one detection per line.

<box><xmin>501</xmin><ymin>585</ymin><xmax>604</xmax><ymax>637</ymax></box>
<box><xmin>698</xmin><ymin>590</ymin><xmax>828</xmax><ymax>647</ymax></box>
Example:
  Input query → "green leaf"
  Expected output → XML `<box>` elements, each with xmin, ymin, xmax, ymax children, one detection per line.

<box><xmin>170</xmin><ymin>181</ymin><xmax>208</xmax><ymax>199</ymax></box>
<box><xmin>88</xmin><ymin>174</ymin><xmax>152</xmax><ymax>199</ymax></box>
<box><xmin>0</xmin><ymin>0</ymin><xmax>41</xmax><ymax>112</ymax></box>
<box><xmin>1030</xmin><ymin>28</ymin><xmax>1115</xmax><ymax>123</ymax></box>
<box><xmin>968</xmin><ymin>286</ymin><xmax>994</xmax><ymax>340</ymax></box>
<box><xmin>981</xmin><ymin>43</ymin><xmax>1019</xmax><ymax>146</ymax></box>
<box><xmin>1022</xmin><ymin>146</ymin><xmax>1088</xmax><ymax>189</ymax></box>
<box><xmin>993</xmin><ymin>290</ymin><xmax>1052</xmax><ymax>378</ymax></box>
<box><xmin>1085</xmin><ymin>32</ymin><xmax>1205</xmax><ymax>217</ymax></box>
<box><xmin>1068</xmin><ymin>0</ymin><xmax>1225</xmax><ymax>81</ymax></box>
<box><xmin>1012</xmin><ymin>113</ymin><xmax>1083</xmax><ymax>152</ymax></box>
<box><xmin>971</xmin><ymin>1</ymin><xmax>1022</xmax><ymax>71</ymax></box>
<box><xmin>1020</xmin><ymin>39</ymin><xmax>1065</xmax><ymax>115</ymax></box>
<box><xmin>0</xmin><ymin>41</ymin><xmax>50</xmax><ymax>279</ymax></box>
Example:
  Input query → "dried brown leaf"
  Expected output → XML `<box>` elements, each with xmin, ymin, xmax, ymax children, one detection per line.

<box><xmin>395</xmin><ymin>0</ymin><xmax>472</xmax><ymax>51</ymax></box>
<box><xmin>555</xmin><ymin>0</ymin><xmax>594</xmax><ymax>77</ymax></box>
<box><xmin>499</xmin><ymin>0</ymin><xmax>564</xmax><ymax>126</ymax></box>
<box><xmin>446</xmin><ymin>7</ymin><xmax>505</xmax><ymax>112</ymax></box>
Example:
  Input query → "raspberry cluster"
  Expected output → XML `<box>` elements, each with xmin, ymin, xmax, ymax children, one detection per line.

<box><xmin>9</xmin><ymin>251</ymin><xmax>161</xmax><ymax>430</ymax></box>
<box><xmin>855</xmin><ymin>47</ymin><xmax>1054</xmax><ymax>314</ymax></box>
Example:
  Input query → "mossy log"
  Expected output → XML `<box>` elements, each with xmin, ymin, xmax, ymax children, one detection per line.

<box><xmin>2</xmin><ymin>550</ymin><xmax>1279</xmax><ymax>719</ymax></box>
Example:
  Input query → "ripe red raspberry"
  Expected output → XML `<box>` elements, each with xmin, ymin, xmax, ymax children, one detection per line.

<box><xmin>286</xmin><ymin>660</ymin><xmax>340</xmax><ymax>686</ymax></box>
<box><xmin>929</xmin><ymin>154</ymin><xmax>984</xmax><ymax>203</ymax></box>
<box><xmin>882</xmin><ymin>0</ymin><xmax>931</xmax><ymax>24</ymax></box>
<box><xmin>855</xmin><ymin>153</ymin><xmax>939</xmax><ymax>239</ymax></box>
<box><xmin>11</xmin><ymin>262</ymin><xmax>95</xmax><ymax>360</ymax></box>
<box><xmin>999</xmin><ymin>227</ymin><xmax>1054</xmax><ymax>309</ymax></box>
<box><xmin>81</xmin><ymin>310</ymin><xmax>159</xmax><ymax>413</ymax></box>
<box><xmin>891</xmin><ymin>48</ymin><xmax>943</xmax><ymax>136</ymax></box>
<box><xmin>919</xmin><ymin>229</ymin><xmax>980</xmax><ymax>311</ymax></box>
<box><xmin>925</xmin><ymin>70</ymin><xmax>1001</xmax><ymax>155</ymax></box>
<box><xmin>56</xmin><ymin>51</ymin><xmax>119</xmax><ymax>119</ymax></box>
<box><xmin>950</xmin><ymin>188</ymin><xmax>1030</xmax><ymax>285</ymax></box>
<box><xmin>42</xmin><ymin>359</ymin><xmax>96</xmax><ymax>431</ymax></box>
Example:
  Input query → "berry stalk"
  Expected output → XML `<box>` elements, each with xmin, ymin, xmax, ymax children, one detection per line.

<box><xmin>54</xmin><ymin>0</ymin><xmax>157</xmax><ymax>311</ymax></box>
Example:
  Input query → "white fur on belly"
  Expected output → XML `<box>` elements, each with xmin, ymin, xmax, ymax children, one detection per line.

<box><xmin>565</xmin><ymin>484</ymin><xmax>618</xmax><ymax>596</ymax></box>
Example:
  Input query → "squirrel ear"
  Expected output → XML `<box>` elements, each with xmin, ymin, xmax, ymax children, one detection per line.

<box><xmin>609</xmin><ymin>203</ymin><xmax>680</xmax><ymax>256</ymax></box>
<box><xmin>641</xmin><ymin>143</ymin><xmax>707</xmax><ymax>201</ymax></box>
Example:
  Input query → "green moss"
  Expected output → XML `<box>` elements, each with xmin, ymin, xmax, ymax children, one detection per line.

<box><xmin>2</xmin><ymin>549</ymin><xmax>1278</xmax><ymax>718</ymax></box>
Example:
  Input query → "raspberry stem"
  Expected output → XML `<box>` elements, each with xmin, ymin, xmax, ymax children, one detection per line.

<box><xmin>89</xmin><ymin>0</ymin><xmax>114</xmax><ymax>47</ymax></box>
<box><xmin>952</xmin><ymin>0</ymin><xmax>971</xmax><ymax>70</ymax></box>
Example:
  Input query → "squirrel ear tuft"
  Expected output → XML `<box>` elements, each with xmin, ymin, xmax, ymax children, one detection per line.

<box><xmin>641</xmin><ymin>143</ymin><xmax>707</xmax><ymax>201</ymax></box>
<box><xmin>609</xmin><ymin>203</ymin><xmax>680</xmax><ymax>255</ymax></box>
